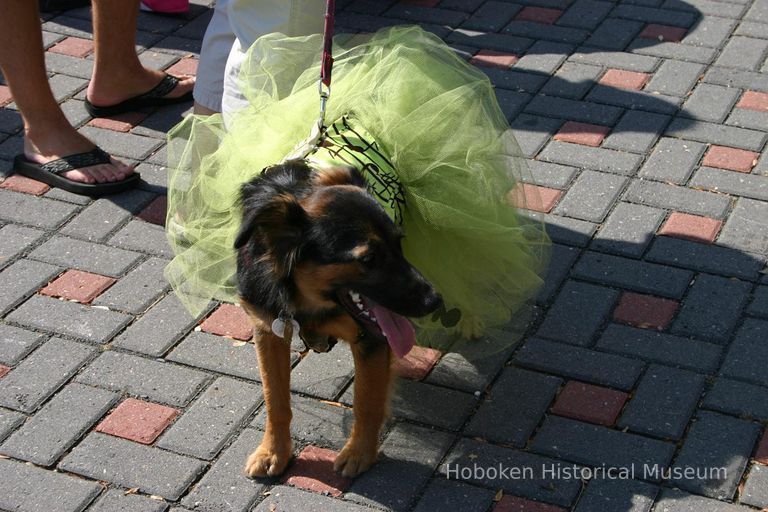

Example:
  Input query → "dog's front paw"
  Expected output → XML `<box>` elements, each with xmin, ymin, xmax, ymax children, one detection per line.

<box><xmin>245</xmin><ymin>441</ymin><xmax>292</xmax><ymax>477</ymax></box>
<box><xmin>334</xmin><ymin>441</ymin><xmax>378</xmax><ymax>477</ymax></box>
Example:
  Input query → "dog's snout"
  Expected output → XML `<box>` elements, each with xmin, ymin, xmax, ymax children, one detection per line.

<box><xmin>422</xmin><ymin>289</ymin><xmax>443</xmax><ymax>314</ymax></box>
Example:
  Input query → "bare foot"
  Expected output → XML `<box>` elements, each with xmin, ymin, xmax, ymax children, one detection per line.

<box><xmin>87</xmin><ymin>66</ymin><xmax>195</xmax><ymax>108</ymax></box>
<box><xmin>24</xmin><ymin>123</ymin><xmax>133</xmax><ymax>184</ymax></box>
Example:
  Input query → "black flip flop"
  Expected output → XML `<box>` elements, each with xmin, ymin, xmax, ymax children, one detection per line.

<box><xmin>13</xmin><ymin>147</ymin><xmax>140</xmax><ymax>197</ymax></box>
<box><xmin>84</xmin><ymin>74</ymin><xmax>193</xmax><ymax>118</ymax></box>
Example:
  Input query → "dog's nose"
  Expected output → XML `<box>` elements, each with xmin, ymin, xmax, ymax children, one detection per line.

<box><xmin>422</xmin><ymin>289</ymin><xmax>443</xmax><ymax>313</ymax></box>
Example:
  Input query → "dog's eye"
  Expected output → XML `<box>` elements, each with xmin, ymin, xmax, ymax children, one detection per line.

<box><xmin>358</xmin><ymin>252</ymin><xmax>377</xmax><ymax>267</ymax></box>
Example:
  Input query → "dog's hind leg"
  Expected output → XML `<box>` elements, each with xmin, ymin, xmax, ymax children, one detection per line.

<box><xmin>245</xmin><ymin>328</ymin><xmax>293</xmax><ymax>477</ymax></box>
<box><xmin>334</xmin><ymin>341</ymin><xmax>393</xmax><ymax>477</ymax></box>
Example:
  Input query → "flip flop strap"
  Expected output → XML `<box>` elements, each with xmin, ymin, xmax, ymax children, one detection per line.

<box><xmin>39</xmin><ymin>148</ymin><xmax>111</xmax><ymax>175</ymax></box>
<box><xmin>137</xmin><ymin>74</ymin><xmax>180</xmax><ymax>100</ymax></box>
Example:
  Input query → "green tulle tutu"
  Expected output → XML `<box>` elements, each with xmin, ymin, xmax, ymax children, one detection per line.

<box><xmin>166</xmin><ymin>25</ymin><xmax>549</xmax><ymax>354</ymax></box>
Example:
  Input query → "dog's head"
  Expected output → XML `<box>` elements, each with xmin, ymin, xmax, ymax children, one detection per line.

<box><xmin>235</xmin><ymin>160</ymin><xmax>442</xmax><ymax>355</ymax></box>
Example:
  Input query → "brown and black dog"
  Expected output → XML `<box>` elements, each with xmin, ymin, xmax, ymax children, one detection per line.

<box><xmin>235</xmin><ymin>159</ymin><xmax>442</xmax><ymax>478</ymax></box>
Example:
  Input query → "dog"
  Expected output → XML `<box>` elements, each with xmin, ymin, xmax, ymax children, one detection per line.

<box><xmin>235</xmin><ymin>158</ymin><xmax>443</xmax><ymax>478</ymax></box>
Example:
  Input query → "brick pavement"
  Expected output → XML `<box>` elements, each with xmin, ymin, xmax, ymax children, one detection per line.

<box><xmin>0</xmin><ymin>0</ymin><xmax>767</xmax><ymax>510</ymax></box>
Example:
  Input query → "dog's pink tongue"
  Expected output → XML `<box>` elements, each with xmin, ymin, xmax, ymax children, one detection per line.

<box><xmin>371</xmin><ymin>303</ymin><xmax>416</xmax><ymax>358</ymax></box>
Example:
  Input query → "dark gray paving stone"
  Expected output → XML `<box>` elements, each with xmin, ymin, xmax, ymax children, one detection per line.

<box><xmin>496</xmin><ymin>89</ymin><xmax>533</xmax><ymax>120</ymax></box>
<box><xmin>511</xmin><ymin>114</ymin><xmax>563</xmax><ymax>158</ymax></box>
<box><xmin>7</xmin><ymin>295</ymin><xmax>132</xmax><ymax>344</ymax></box>
<box><xmin>703</xmin><ymin>378</ymin><xmax>768</xmax><ymax>421</ymax></box>
<box><xmin>624</xmin><ymin>180</ymin><xmax>731</xmax><ymax>219</ymax></box>
<box><xmin>291</xmin><ymin>343</ymin><xmax>354</xmax><ymax>400</ymax></box>
<box><xmin>461</xmin><ymin>1</ymin><xmax>520</xmax><ymax>31</ymax></box>
<box><xmin>346</xmin><ymin>423</ymin><xmax>454</xmax><ymax>512</ymax></box>
<box><xmin>157</xmin><ymin>376</ymin><xmax>262</xmax><ymax>460</ymax></box>
<box><xmin>665</xmin><ymin>0</ymin><xmax>747</xmax><ymax>17</ymax></box>
<box><xmin>0</xmin><ymin>408</ymin><xmax>24</xmax><ymax>443</ymax></box>
<box><xmin>557</xmin><ymin>0</ymin><xmax>613</xmax><ymax>29</ymax></box>
<box><xmin>483</xmin><ymin>67</ymin><xmax>550</xmax><ymax>93</ymax></box>
<box><xmin>167</xmin><ymin>331</ymin><xmax>263</xmax><ymax>381</ymax></box>
<box><xmin>584</xmin><ymin>18</ymin><xmax>644</xmax><ymax>50</ymax></box>
<box><xmin>113</xmin><ymin>293</ymin><xmax>202</xmax><ymax>357</ymax></box>
<box><xmin>525</xmin><ymin>161</ymin><xmax>577</xmax><ymax>190</ymax></box>
<box><xmin>76</xmin><ymin>351</ymin><xmax>209</xmax><ymax>407</ymax></box>
<box><xmin>586</xmin><ymin>85</ymin><xmax>681</xmax><ymax>115</ymax></box>
<box><xmin>0</xmin><ymin>383</ymin><xmax>118</xmax><ymax>466</ymax></box>
<box><xmin>181</xmin><ymin>428</ymin><xmax>266</xmax><ymax>512</ymax></box>
<box><xmin>503</xmin><ymin>20</ymin><xmax>588</xmax><ymax>45</ymax></box>
<box><xmin>618</xmin><ymin>364</ymin><xmax>704</xmax><ymax>440</ymax></box>
<box><xmin>425</xmin><ymin>341</ymin><xmax>516</xmax><ymax>393</ymax></box>
<box><xmin>692</xmin><ymin>168</ymin><xmax>768</xmax><ymax>205</ymax></box>
<box><xmin>413</xmin><ymin>478</ymin><xmax>495</xmax><ymax>512</ymax></box>
<box><xmin>465</xmin><ymin>367</ymin><xmax>561</xmax><ymax>446</ymax></box>
<box><xmin>671</xmin><ymin>274</ymin><xmax>750</xmax><ymax>343</ymax></box>
<box><xmin>602</xmin><ymin>111</ymin><xmax>670</xmax><ymax>154</ymax></box>
<box><xmin>612</xmin><ymin>3</ymin><xmax>698</xmax><ymax>26</ymax></box>
<box><xmin>629</xmin><ymin>40</ymin><xmax>717</xmax><ymax>65</ymax></box>
<box><xmin>29</xmin><ymin>235</ymin><xmax>142</xmax><ymax>277</ymax></box>
<box><xmin>544</xmin><ymin>213</ymin><xmax>598</xmax><ymax>247</ymax></box>
<box><xmin>748</xmin><ymin>286</ymin><xmax>768</xmax><ymax>318</ymax></box>
<box><xmin>573</xmin><ymin>478</ymin><xmax>658</xmax><ymax>512</ymax></box>
<box><xmin>87</xmin><ymin>489</ymin><xmax>169</xmax><ymax>512</ymax></box>
<box><xmin>385</xmin><ymin>3</ymin><xmax>468</xmax><ymax>25</ymax></box>
<box><xmin>553</xmin><ymin>170</ymin><xmax>628</xmax><ymax>221</ymax></box>
<box><xmin>93</xmin><ymin>257</ymin><xmax>170</xmax><ymax>314</ymax></box>
<box><xmin>525</xmin><ymin>96</ymin><xmax>624</xmax><ymax>125</ymax></box>
<box><xmin>0</xmin><ymin>224</ymin><xmax>46</xmax><ymax>270</ymax></box>
<box><xmin>736</xmin><ymin>20</ymin><xmax>768</xmax><ymax>38</ymax></box>
<box><xmin>0</xmin><ymin>189</ymin><xmax>78</xmax><ymax>229</ymax></box>
<box><xmin>59</xmin><ymin>193</ymin><xmax>154</xmax><ymax>242</ymax></box>
<box><xmin>721</xmin><ymin>318</ymin><xmax>768</xmax><ymax>387</ymax></box>
<box><xmin>515</xmin><ymin>337</ymin><xmax>644</xmax><ymax>390</ymax></box>
<box><xmin>440</xmin><ymin>437</ymin><xmax>582</xmax><ymax>507</ymax></box>
<box><xmin>514</xmin><ymin>41</ymin><xmax>572</xmax><ymax>75</ymax></box>
<box><xmin>742</xmin><ymin>463</ymin><xmax>768</xmax><ymax>508</ymax></box>
<box><xmin>536</xmin><ymin>280</ymin><xmax>619</xmax><ymax>346</ymax></box>
<box><xmin>680</xmin><ymin>84</ymin><xmax>741</xmax><ymax>123</ymax></box>
<box><xmin>447</xmin><ymin>28</ymin><xmax>533</xmax><ymax>54</ymax></box>
<box><xmin>255</xmin><ymin>486</ymin><xmax>370</xmax><ymax>512</ymax></box>
<box><xmin>716</xmin><ymin>35</ymin><xmax>768</xmax><ymax>70</ymax></box>
<box><xmin>0</xmin><ymin>323</ymin><xmax>46</xmax><ymax>366</ymax></box>
<box><xmin>60</xmin><ymin>433</ymin><xmax>206</xmax><ymax>501</ymax></box>
<box><xmin>569</xmin><ymin>47</ymin><xmax>660</xmax><ymax>71</ymax></box>
<box><xmin>389</xmin><ymin>379</ymin><xmax>476</xmax><ymax>431</ymax></box>
<box><xmin>645</xmin><ymin>61</ymin><xmax>705</xmax><ymax>97</ymax></box>
<box><xmin>666</xmin><ymin>117</ymin><xmax>767</xmax><ymax>151</ymax></box>
<box><xmin>718</xmin><ymin>198</ymin><xmax>768</xmax><ymax>255</ymax></box>
<box><xmin>726</xmin><ymin>107</ymin><xmax>768</xmax><ymax>131</ymax></box>
<box><xmin>573</xmin><ymin>251</ymin><xmax>693</xmax><ymax>299</ymax></box>
<box><xmin>597</xmin><ymin>324</ymin><xmax>722</xmax><ymax>373</ymax></box>
<box><xmin>536</xmin><ymin>243</ymin><xmax>580</xmax><ymax>304</ymax></box>
<box><xmin>0</xmin><ymin>457</ymin><xmax>101</xmax><ymax>512</ymax></box>
<box><xmin>704</xmin><ymin>66</ymin><xmax>768</xmax><ymax>93</ymax></box>
<box><xmin>0</xmin><ymin>338</ymin><xmax>95</xmax><ymax>413</ymax></box>
<box><xmin>654</xmin><ymin>488</ymin><xmax>755</xmax><ymax>511</ymax></box>
<box><xmin>531</xmin><ymin>416</ymin><xmax>676</xmax><ymax>477</ymax></box>
<box><xmin>591</xmin><ymin>202</ymin><xmax>665</xmax><ymax>258</ymax></box>
<box><xmin>670</xmin><ymin>411</ymin><xmax>760</xmax><ymax>500</ymax></box>
<box><xmin>252</xmin><ymin>393</ymin><xmax>351</xmax><ymax>449</ymax></box>
<box><xmin>79</xmin><ymin>127</ymin><xmax>162</xmax><ymax>161</ymax></box>
<box><xmin>540</xmin><ymin>62</ymin><xmax>603</xmax><ymax>99</ymax></box>
<box><xmin>646</xmin><ymin>236</ymin><xmax>765</xmax><ymax>281</ymax></box>
<box><xmin>109</xmin><ymin>220</ymin><xmax>172</xmax><ymax>259</ymax></box>
<box><xmin>44</xmin><ymin>186</ymin><xmax>93</xmax><ymax>205</ymax></box>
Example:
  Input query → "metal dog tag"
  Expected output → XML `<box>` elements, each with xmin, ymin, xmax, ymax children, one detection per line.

<box><xmin>271</xmin><ymin>316</ymin><xmax>302</xmax><ymax>344</ymax></box>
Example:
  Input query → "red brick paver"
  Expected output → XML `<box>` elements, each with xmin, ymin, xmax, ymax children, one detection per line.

<box><xmin>511</xmin><ymin>184</ymin><xmax>563</xmax><ymax>213</ymax></box>
<box><xmin>737</xmin><ymin>91</ymin><xmax>768</xmax><ymax>112</ymax></box>
<box><xmin>515</xmin><ymin>7</ymin><xmax>563</xmax><ymax>24</ymax></box>
<box><xmin>755</xmin><ymin>430</ymin><xmax>768</xmax><ymax>465</ymax></box>
<box><xmin>599</xmin><ymin>69</ymin><xmax>650</xmax><ymax>90</ymax></box>
<box><xmin>97</xmin><ymin>398</ymin><xmax>179</xmax><ymax>444</ymax></box>
<box><xmin>283</xmin><ymin>445</ymin><xmax>350</xmax><ymax>497</ymax></box>
<box><xmin>138</xmin><ymin>195</ymin><xmax>168</xmax><ymax>226</ymax></box>
<box><xmin>201</xmin><ymin>303</ymin><xmax>253</xmax><ymax>341</ymax></box>
<box><xmin>0</xmin><ymin>365</ymin><xmax>10</xmax><ymax>379</ymax></box>
<box><xmin>40</xmin><ymin>269</ymin><xmax>116</xmax><ymax>303</ymax></box>
<box><xmin>470</xmin><ymin>50</ymin><xmax>520</xmax><ymax>69</ymax></box>
<box><xmin>392</xmin><ymin>346</ymin><xmax>441</xmax><ymax>380</ymax></box>
<box><xmin>702</xmin><ymin>145</ymin><xmax>759</xmax><ymax>173</ymax></box>
<box><xmin>48</xmin><ymin>36</ymin><xmax>94</xmax><ymax>58</ymax></box>
<box><xmin>639</xmin><ymin>24</ymin><xmax>687</xmax><ymax>42</ymax></box>
<box><xmin>166</xmin><ymin>57</ymin><xmax>199</xmax><ymax>77</ymax></box>
<box><xmin>88</xmin><ymin>111</ymin><xmax>148</xmax><ymax>133</ymax></box>
<box><xmin>554</xmin><ymin>121</ymin><xmax>611</xmax><ymax>147</ymax></box>
<box><xmin>0</xmin><ymin>85</ymin><xmax>12</xmax><ymax>107</ymax></box>
<box><xmin>551</xmin><ymin>381</ymin><xmax>629</xmax><ymax>426</ymax></box>
<box><xmin>612</xmin><ymin>291</ymin><xmax>679</xmax><ymax>330</ymax></box>
<box><xmin>494</xmin><ymin>495</ymin><xmax>567</xmax><ymax>512</ymax></box>
<box><xmin>0</xmin><ymin>175</ymin><xmax>50</xmax><ymax>196</ymax></box>
<box><xmin>659</xmin><ymin>212</ymin><xmax>722</xmax><ymax>244</ymax></box>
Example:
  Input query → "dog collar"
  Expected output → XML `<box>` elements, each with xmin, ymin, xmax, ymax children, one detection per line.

<box><xmin>305</xmin><ymin>115</ymin><xmax>406</xmax><ymax>225</ymax></box>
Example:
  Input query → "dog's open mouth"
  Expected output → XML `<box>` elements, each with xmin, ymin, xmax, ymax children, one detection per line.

<box><xmin>338</xmin><ymin>289</ymin><xmax>416</xmax><ymax>358</ymax></box>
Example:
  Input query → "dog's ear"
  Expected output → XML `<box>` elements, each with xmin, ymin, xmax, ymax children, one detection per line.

<box><xmin>235</xmin><ymin>192</ymin><xmax>309</xmax><ymax>278</ymax></box>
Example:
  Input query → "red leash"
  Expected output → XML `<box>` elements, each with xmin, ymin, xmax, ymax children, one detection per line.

<box><xmin>321</xmin><ymin>0</ymin><xmax>335</xmax><ymax>87</ymax></box>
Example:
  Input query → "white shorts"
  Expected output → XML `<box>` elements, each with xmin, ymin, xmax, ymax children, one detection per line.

<box><xmin>193</xmin><ymin>0</ymin><xmax>325</xmax><ymax>113</ymax></box>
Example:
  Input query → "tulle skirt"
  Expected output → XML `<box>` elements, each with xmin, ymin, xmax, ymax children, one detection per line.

<box><xmin>166</xmin><ymin>25</ymin><xmax>549</xmax><ymax>354</ymax></box>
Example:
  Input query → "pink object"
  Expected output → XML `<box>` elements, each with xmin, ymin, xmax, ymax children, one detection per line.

<box><xmin>140</xmin><ymin>0</ymin><xmax>189</xmax><ymax>14</ymax></box>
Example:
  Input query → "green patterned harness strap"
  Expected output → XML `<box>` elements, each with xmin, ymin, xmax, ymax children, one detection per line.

<box><xmin>305</xmin><ymin>115</ymin><xmax>406</xmax><ymax>225</ymax></box>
